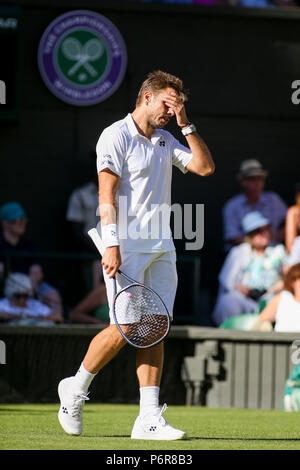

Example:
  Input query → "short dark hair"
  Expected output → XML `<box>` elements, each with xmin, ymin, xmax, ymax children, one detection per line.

<box><xmin>136</xmin><ymin>70</ymin><xmax>188</xmax><ymax>106</ymax></box>
<box><xmin>284</xmin><ymin>263</ymin><xmax>300</xmax><ymax>295</ymax></box>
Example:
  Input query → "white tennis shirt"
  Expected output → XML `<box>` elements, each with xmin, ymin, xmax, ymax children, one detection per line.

<box><xmin>275</xmin><ymin>290</ymin><xmax>300</xmax><ymax>332</ymax></box>
<box><xmin>96</xmin><ymin>113</ymin><xmax>193</xmax><ymax>253</ymax></box>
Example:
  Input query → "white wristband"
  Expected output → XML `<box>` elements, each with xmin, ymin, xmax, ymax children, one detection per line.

<box><xmin>181</xmin><ymin>123</ymin><xmax>197</xmax><ymax>136</ymax></box>
<box><xmin>101</xmin><ymin>223</ymin><xmax>120</xmax><ymax>248</ymax></box>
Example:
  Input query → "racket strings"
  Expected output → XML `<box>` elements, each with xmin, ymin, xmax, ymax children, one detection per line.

<box><xmin>114</xmin><ymin>284</ymin><xmax>169</xmax><ymax>347</ymax></box>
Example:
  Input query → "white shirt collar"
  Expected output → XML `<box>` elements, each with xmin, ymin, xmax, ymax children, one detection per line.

<box><xmin>126</xmin><ymin>113</ymin><xmax>163</xmax><ymax>146</ymax></box>
<box><xmin>126</xmin><ymin>113</ymin><xmax>140</xmax><ymax>138</ymax></box>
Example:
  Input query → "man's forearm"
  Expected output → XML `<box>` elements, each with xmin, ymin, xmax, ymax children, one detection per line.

<box><xmin>98</xmin><ymin>169</ymin><xmax>122</xmax><ymax>277</ymax></box>
<box><xmin>99</xmin><ymin>192</ymin><xmax>118</xmax><ymax>226</ymax></box>
<box><xmin>185</xmin><ymin>132</ymin><xmax>215</xmax><ymax>176</ymax></box>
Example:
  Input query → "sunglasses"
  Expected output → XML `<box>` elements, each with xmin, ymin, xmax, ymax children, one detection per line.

<box><xmin>13</xmin><ymin>293</ymin><xmax>30</xmax><ymax>300</ymax></box>
<box><xmin>250</xmin><ymin>226</ymin><xmax>271</xmax><ymax>236</ymax></box>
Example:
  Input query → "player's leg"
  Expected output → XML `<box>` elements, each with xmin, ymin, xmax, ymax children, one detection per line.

<box><xmin>58</xmin><ymin>324</ymin><xmax>127</xmax><ymax>435</ymax></box>
<box><xmin>57</xmin><ymin>252</ymin><xmax>148</xmax><ymax>436</ymax></box>
<box><xmin>83</xmin><ymin>324</ymin><xmax>127</xmax><ymax>374</ymax></box>
<box><xmin>136</xmin><ymin>341</ymin><xmax>164</xmax><ymax>388</ymax></box>
<box><xmin>58</xmin><ymin>261</ymin><xmax>126</xmax><ymax>435</ymax></box>
<box><xmin>131</xmin><ymin>251</ymin><xmax>185</xmax><ymax>440</ymax></box>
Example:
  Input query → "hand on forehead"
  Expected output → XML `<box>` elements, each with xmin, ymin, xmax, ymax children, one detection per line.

<box><xmin>161</xmin><ymin>88</ymin><xmax>182</xmax><ymax>101</ymax></box>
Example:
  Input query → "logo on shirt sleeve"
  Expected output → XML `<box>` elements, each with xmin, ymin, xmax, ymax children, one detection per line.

<box><xmin>98</xmin><ymin>154</ymin><xmax>116</xmax><ymax>172</ymax></box>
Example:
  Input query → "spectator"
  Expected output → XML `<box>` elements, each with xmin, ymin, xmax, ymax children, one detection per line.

<box><xmin>66</xmin><ymin>151</ymin><xmax>99</xmax><ymax>252</ymax></box>
<box><xmin>65</xmin><ymin>151</ymin><xmax>102</xmax><ymax>306</ymax></box>
<box><xmin>285</xmin><ymin>183</ymin><xmax>300</xmax><ymax>254</ymax></box>
<box><xmin>0</xmin><ymin>201</ymin><xmax>63</xmax><ymax>316</ymax></box>
<box><xmin>257</xmin><ymin>263</ymin><xmax>300</xmax><ymax>332</ymax></box>
<box><xmin>223</xmin><ymin>159</ymin><xmax>287</xmax><ymax>252</ymax></box>
<box><xmin>0</xmin><ymin>273</ymin><xmax>63</xmax><ymax>325</ymax></box>
<box><xmin>212</xmin><ymin>211</ymin><xmax>287</xmax><ymax>326</ymax></box>
<box><xmin>0</xmin><ymin>202</ymin><xmax>37</xmax><ymax>274</ymax></box>
<box><xmin>68</xmin><ymin>282</ymin><xmax>109</xmax><ymax>325</ymax></box>
<box><xmin>68</xmin><ymin>259</ymin><xmax>108</xmax><ymax>324</ymax></box>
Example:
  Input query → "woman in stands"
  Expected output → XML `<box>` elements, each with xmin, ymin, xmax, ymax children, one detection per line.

<box><xmin>258</xmin><ymin>263</ymin><xmax>300</xmax><ymax>332</ymax></box>
<box><xmin>285</xmin><ymin>183</ymin><xmax>300</xmax><ymax>254</ymax></box>
<box><xmin>212</xmin><ymin>211</ymin><xmax>288</xmax><ymax>326</ymax></box>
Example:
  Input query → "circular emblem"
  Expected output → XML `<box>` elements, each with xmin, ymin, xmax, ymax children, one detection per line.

<box><xmin>38</xmin><ymin>10</ymin><xmax>127</xmax><ymax>106</ymax></box>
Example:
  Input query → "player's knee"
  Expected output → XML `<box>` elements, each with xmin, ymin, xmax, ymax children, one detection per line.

<box><xmin>109</xmin><ymin>324</ymin><xmax>127</xmax><ymax>348</ymax></box>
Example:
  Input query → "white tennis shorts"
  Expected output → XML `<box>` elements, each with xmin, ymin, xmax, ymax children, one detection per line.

<box><xmin>102</xmin><ymin>250</ymin><xmax>178</xmax><ymax>324</ymax></box>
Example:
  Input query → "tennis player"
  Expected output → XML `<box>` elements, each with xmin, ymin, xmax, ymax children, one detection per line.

<box><xmin>58</xmin><ymin>71</ymin><xmax>215</xmax><ymax>440</ymax></box>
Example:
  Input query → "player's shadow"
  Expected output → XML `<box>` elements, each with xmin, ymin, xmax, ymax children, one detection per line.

<box><xmin>82</xmin><ymin>435</ymin><xmax>300</xmax><ymax>441</ymax></box>
<box><xmin>0</xmin><ymin>407</ymin><xmax>55</xmax><ymax>414</ymax></box>
<box><xmin>84</xmin><ymin>435</ymin><xmax>130</xmax><ymax>438</ymax></box>
<box><xmin>187</xmin><ymin>437</ymin><xmax>300</xmax><ymax>442</ymax></box>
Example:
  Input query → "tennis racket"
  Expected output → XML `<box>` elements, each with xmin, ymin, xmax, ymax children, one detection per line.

<box><xmin>88</xmin><ymin>228</ymin><xmax>171</xmax><ymax>348</ymax></box>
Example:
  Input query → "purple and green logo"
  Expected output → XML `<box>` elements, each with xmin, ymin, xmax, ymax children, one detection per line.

<box><xmin>38</xmin><ymin>10</ymin><xmax>127</xmax><ymax>106</ymax></box>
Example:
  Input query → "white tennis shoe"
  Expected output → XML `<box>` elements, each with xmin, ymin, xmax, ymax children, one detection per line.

<box><xmin>131</xmin><ymin>404</ymin><xmax>186</xmax><ymax>440</ymax></box>
<box><xmin>58</xmin><ymin>377</ymin><xmax>89</xmax><ymax>436</ymax></box>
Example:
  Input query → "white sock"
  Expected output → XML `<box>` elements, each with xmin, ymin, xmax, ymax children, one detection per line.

<box><xmin>71</xmin><ymin>363</ymin><xmax>97</xmax><ymax>394</ymax></box>
<box><xmin>139</xmin><ymin>386</ymin><xmax>160</xmax><ymax>418</ymax></box>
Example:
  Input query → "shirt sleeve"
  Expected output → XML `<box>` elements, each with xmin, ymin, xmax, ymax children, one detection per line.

<box><xmin>96</xmin><ymin>126</ymin><xmax>126</xmax><ymax>177</ymax></box>
<box><xmin>25</xmin><ymin>300</ymin><xmax>51</xmax><ymax>318</ymax></box>
<box><xmin>169</xmin><ymin>134</ymin><xmax>193</xmax><ymax>174</ymax></box>
<box><xmin>219</xmin><ymin>244</ymin><xmax>250</xmax><ymax>291</ymax></box>
<box><xmin>0</xmin><ymin>298</ymin><xmax>20</xmax><ymax>314</ymax></box>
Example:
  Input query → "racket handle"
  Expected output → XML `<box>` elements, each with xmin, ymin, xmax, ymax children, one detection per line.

<box><xmin>87</xmin><ymin>228</ymin><xmax>105</xmax><ymax>256</ymax></box>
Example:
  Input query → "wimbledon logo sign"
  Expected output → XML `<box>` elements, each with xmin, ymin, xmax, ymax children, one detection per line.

<box><xmin>38</xmin><ymin>10</ymin><xmax>127</xmax><ymax>106</ymax></box>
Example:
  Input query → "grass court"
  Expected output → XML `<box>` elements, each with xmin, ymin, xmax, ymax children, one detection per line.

<box><xmin>1</xmin><ymin>403</ymin><xmax>300</xmax><ymax>451</ymax></box>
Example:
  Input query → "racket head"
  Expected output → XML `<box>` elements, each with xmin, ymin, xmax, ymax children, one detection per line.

<box><xmin>112</xmin><ymin>280</ymin><xmax>170</xmax><ymax>349</ymax></box>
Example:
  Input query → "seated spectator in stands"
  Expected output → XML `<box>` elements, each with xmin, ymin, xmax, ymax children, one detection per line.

<box><xmin>68</xmin><ymin>263</ymin><xmax>109</xmax><ymax>325</ymax></box>
<box><xmin>257</xmin><ymin>263</ymin><xmax>300</xmax><ymax>332</ymax></box>
<box><xmin>0</xmin><ymin>202</ymin><xmax>38</xmax><ymax>274</ymax></box>
<box><xmin>0</xmin><ymin>273</ymin><xmax>63</xmax><ymax>325</ymax></box>
<box><xmin>222</xmin><ymin>159</ymin><xmax>287</xmax><ymax>252</ymax></box>
<box><xmin>0</xmin><ymin>201</ymin><xmax>63</xmax><ymax>315</ymax></box>
<box><xmin>29</xmin><ymin>264</ymin><xmax>63</xmax><ymax>316</ymax></box>
<box><xmin>212</xmin><ymin>211</ymin><xmax>287</xmax><ymax>326</ymax></box>
<box><xmin>285</xmin><ymin>183</ymin><xmax>300</xmax><ymax>254</ymax></box>
<box><xmin>66</xmin><ymin>151</ymin><xmax>99</xmax><ymax>252</ymax></box>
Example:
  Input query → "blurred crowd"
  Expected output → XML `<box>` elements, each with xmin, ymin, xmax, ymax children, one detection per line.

<box><xmin>214</xmin><ymin>159</ymin><xmax>300</xmax><ymax>332</ymax></box>
<box><xmin>0</xmin><ymin>151</ymin><xmax>109</xmax><ymax>327</ymax></box>
<box><xmin>0</xmin><ymin>155</ymin><xmax>300</xmax><ymax>332</ymax></box>
<box><xmin>140</xmin><ymin>0</ymin><xmax>300</xmax><ymax>7</ymax></box>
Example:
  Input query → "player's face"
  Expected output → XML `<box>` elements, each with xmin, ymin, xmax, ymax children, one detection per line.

<box><xmin>146</xmin><ymin>87</ymin><xmax>178</xmax><ymax>129</ymax></box>
<box><xmin>291</xmin><ymin>277</ymin><xmax>300</xmax><ymax>295</ymax></box>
